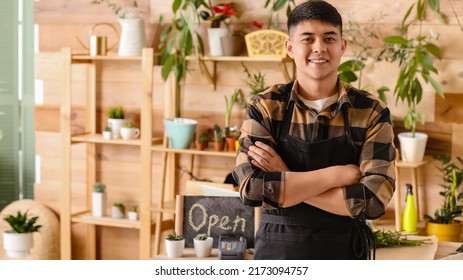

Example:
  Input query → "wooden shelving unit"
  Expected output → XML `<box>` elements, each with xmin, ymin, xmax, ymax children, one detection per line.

<box><xmin>60</xmin><ymin>48</ymin><xmax>160</xmax><ymax>260</ymax></box>
<box><xmin>61</xmin><ymin>48</ymin><xmax>292</xmax><ymax>259</ymax></box>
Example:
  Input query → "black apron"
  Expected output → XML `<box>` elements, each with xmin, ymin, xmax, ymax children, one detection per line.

<box><xmin>253</xmin><ymin>99</ymin><xmax>374</xmax><ymax>260</ymax></box>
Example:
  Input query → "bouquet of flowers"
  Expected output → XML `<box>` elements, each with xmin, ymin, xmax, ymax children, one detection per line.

<box><xmin>199</xmin><ymin>2</ymin><xmax>242</xmax><ymax>29</ymax></box>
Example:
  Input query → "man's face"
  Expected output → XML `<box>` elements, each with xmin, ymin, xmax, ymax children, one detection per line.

<box><xmin>286</xmin><ymin>20</ymin><xmax>346</xmax><ymax>83</ymax></box>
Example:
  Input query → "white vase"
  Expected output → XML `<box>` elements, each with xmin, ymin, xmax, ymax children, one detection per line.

<box><xmin>193</xmin><ymin>237</ymin><xmax>213</xmax><ymax>257</ymax></box>
<box><xmin>398</xmin><ymin>132</ymin><xmax>428</xmax><ymax>163</ymax></box>
<box><xmin>107</xmin><ymin>118</ymin><xmax>125</xmax><ymax>139</ymax></box>
<box><xmin>3</xmin><ymin>231</ymin><xmax>33</xmax><ymax>258</ymax></box>
<box><xmin>207</xmin><ymin>27</ymin><xmax>229</xmax><ymax>56</ymax></box>
<box><xmin>118</xmin><ymin>18</ymin><xmax>146</xmax><ymax>56</ymax></box>
<box><xmin>111</xmin><ymin>206</ymin><xmax>125</xmax><ymax>219</ymax></box>
<box><xmin>165</xmin><ymin>239</ymin><xmax>185</xmax><ymax>258</ymax></box>
<box><xmin>92</xmin><ymin>192</ymin><xmax>106</xmax><ymax>217</ymax></box>
<box><xmin>128</xmin><ymin>211</ymin><xmax>138</xmax><ymax>221</ymax></box>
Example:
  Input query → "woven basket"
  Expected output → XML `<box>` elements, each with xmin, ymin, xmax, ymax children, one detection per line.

<box><xmin>245</xmin><ymin>29</ymin><xmax>288</xmax><ymax>58</ymax></box>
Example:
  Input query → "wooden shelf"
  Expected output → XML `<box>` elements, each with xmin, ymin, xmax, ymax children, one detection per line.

<box><xmin>71</xmin><ymin>133</ymin><xmax>162</xmax><ymax>146</ymax></box>
<box><xmin>71</xmin><ymin>53</ymin><xmax>143</xmax><ymax>62</ymax></box>
<box><xmin>151</xmin><ymin>145</ymin><xmax>237</xmax><ymax>158</ymax></box>
<box><xmin>71</xmin><ymin>212</ymin><xmax>144</xmax><ymax>229</ymax></box>
<box><xmin>188</xmin><ymin>55</ymin><xmax>295</xmax><ymax>90</ymax></box>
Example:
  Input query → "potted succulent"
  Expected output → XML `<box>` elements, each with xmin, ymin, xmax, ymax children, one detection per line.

<box><xmin>424</xmin><ymin>155</ymin><xmax>463</xmax><ymax>242</ymax></box>
<box><xmin>165</xmin><ymin>231</ymin><xmax>185</xmax><ymax>258</ymax></box>
<box><xmin>127</xmin><ymin>205</ymin><xmax>138</xmax><ymax>221</ymax></box>
<box><xmin>120</xmin><ymin>121</ymin><xmax>140</xmax><ymax>140</ymax></box>
<box><xmin>107</xmin><ymin>106</ymin><xmax>125</xmax><ymax>139</ymax></box>
<box><xmin>92</xmin><ymin>182</ymin><xmax>106</xmax><ymax>217</ymax></box>
<box><xmin>384</xmin><ymin>0</ymin><xmax>445</xmax><ymax>163</ymax></box>
<box><xmin>3</xmin><ymin>210</ymin><xmax>42</xmax><ymax>258</ymax></box>
<box><xmin>212</xmin><ymin>124</ymin><xmax>224</xmax><ymax>151</ymax></box>
<box><xmin>193</xmin><ymin>233</ymin><xmax>213</xmax><ymax>257</ymax></box>
<box><xmin>196</xmin><ymin>132</ymin><xmax>211</xmax><ymax>151</ymax></box>
<box><xmin>102</xmin><ymin>126</ymin><xmax>112</xmax><ymax>140</ymax></box>
<box><xmin>111</xmin><ymin>202</ymin><xmax>125</xmax><ymax>219</ymax></box>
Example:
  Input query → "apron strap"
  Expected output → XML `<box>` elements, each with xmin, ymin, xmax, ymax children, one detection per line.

<box><xmin>352</xmin><ymin>215</ymin><xmax>376</xmax><ymax>260</ymax></box>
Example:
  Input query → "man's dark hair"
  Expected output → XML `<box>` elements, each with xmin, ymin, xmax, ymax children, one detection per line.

<box><xmin>287</xmin><ymin>0</ymin><xmax>343</xmax><ymax>37</ymax></box>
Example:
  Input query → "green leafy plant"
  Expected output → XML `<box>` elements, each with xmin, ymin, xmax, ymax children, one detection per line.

<box><xmin>113</xmin><ymin>202</ymin><xmax>124</xmax><ymax>208</ymax></box>
<box><xmin>242</xmin><ymin>63</ymin><xmax>269</xmax><ymax>99</ymax></box>
<box><xmin>424</xmin><ymin>155</ymin><xmax>463</xmax><ymax>224</ymax></box>
<box><xmin>123</xmin><ymin>121</ymin><xmax>134</xmax><ymax>128</ymax></box>
<box><xmin>197</xmin><ymin>132</ymin><xmax>211</xmax><ymax>144</ymax></box>
<box><xmin>3</xmin><ymin>210</ymin><xmax>42</xmax><ymax>233</ymax></box>
<box><xmin>194</xmin><ymin>233</ymin><xmax>209</xmax><ymax>241</ymax></box>
<box><xmin>384</xmin><ymin>0</ymin><xmax>444</xmax><ymax>137</ymax></box>
<box><xmin>213</xmin><ymin>124</ymin><xmax>224</xmax><ymax>143</ymax></box>
<box><xmin>93</xmin><ymin>182</ymin><xmax>106</xmax><ymax>193</ymax></box>
<box><xmin>264</xmin><ymin>0</ymin><xmax>296</xmax><ymax>29</ymax></box>
<box><xmin>108</xmin><ymin>106</ymin><xmax>125</xmax><ymax>119</ymax></box>
<box><xmin>104</xmin><ymin>126</ymin><xmax>112</xmax><ymax>132</ymax></box>
<box><xmin>158</xmin><ymin>0</ymin><xmax>205</xmax><ymax>117</ymax></box>
<box><xmin>129</xmin><ymin>205</ymin><xmax>138</xmax><ymax>212</ymax></box>
<box><xmin>166</xmin><ymin>231</ymin><xmax>184</xmax><ymax>241</ymax></box>
<box><xmin>91</xmin><ymin>0</ymin><xmax>141</xmax><ymax>19</ymax></box>
<box><xmin>224</xmin><ymin>88</ymin><xmax>242</xmax><ymax>129</ymax></box>
<box><xmin>373</xmin><ymin>230</ymin><xmax>431</xmax><ymax>248</ymax></box>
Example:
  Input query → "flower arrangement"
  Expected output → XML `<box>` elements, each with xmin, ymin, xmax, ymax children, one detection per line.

<box><xmin>91</xmin><ymin>0</ymin><xmax>141</xmax><ymax>19</ymax></box>
<box><xmin>199</xmin><ymin>2</ymin><xmax>242</xmax><ymax>29</ymax></box>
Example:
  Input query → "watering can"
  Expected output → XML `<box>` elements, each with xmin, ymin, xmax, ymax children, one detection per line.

<box><xmin>76</xmin><ymin>23</ymin><xmax>119</xmax><ymax>56</ymax></box>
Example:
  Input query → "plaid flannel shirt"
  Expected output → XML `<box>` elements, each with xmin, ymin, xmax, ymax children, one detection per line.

<box><xmin>232</xmin><ymin>80</ymin><xmax>396</xmax><ymax>219</ymax></box>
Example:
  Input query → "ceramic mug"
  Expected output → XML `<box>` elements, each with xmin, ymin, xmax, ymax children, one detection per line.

<box><xmin>120</xmin><ymin>127</ymin><xmax>140</xmax><ymax>140</ymax></box>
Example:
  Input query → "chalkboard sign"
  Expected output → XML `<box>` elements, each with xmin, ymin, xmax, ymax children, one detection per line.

<box><xmin>175</xmin><ymin>195</ymin><xmax>255</xmax><ymax>248</ymax></box>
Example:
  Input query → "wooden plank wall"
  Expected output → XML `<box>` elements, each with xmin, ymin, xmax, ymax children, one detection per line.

<box><xmin>34</xmin><ymin>0</ymin><xmax>463</xmax><ymax>259</ymax></box>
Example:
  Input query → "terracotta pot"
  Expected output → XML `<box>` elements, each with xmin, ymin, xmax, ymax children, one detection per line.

<box><xmin>196</xmin><ymin>142</ymin><xmax>206</xmax><ymax>151</ymax></box>
<box><xmin>214</xmin><ymin>141</ymin><xmax>225</xmax><ymax>151</ymax></box>
<box><xmin>225</xmin><ymin>136</ymin><xmax>237</xmax><ymax>152</ymax></box>
<box><xmin>220</xmin><ymin>35</ymin><xmax>245</xmax><ymax>56</ymax></box>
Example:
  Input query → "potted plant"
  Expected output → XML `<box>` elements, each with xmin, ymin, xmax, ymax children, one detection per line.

<box><xmin>127</xmin><ymin>205</ymin><xmax>138</xmax><ymax>221</ymax></box>
<box><xmin>165</xmin><ymin>231</ymin><xmax>185</xmax><ymax>258</ymax></box>
<box><xmin>384</xmin><ymin>0</ymin><xmax>445</xmax><ymax>163</ymax></box>
<box><xmin>102</xmin><ymin>126</ymin><xmax>112</xmax><ymax>140</ymax></box>
<box><xmin>193</xmin><ymin>233</ymin><xmax>213</xmax><ymax>257</ymax></box>
<box><xmin>107</xmin><ymin>106</ymin><xmax>125</xmax><ymax>139</ymax></box>
<box><xmin>120</xmin><ymin>121</ymin><xmax>140</xmax><ymax>140</ymax></box>
<box><xmin>91</xmin><ymin>0</ymin><xmax>145</xmax><ymax>56</ymax></box>
<box><xmin>92</xmin><ymin>182</ymin><xmax>106</xmax><ymax>217</ymax></box>
<box><xmin>111</xmin><ymin>202</ymin><xmax>125</xmax><ymax>219</ymax></box>
<box><xmin>196</xmin><ymin>132</ymin><xmax>210</xmax><ymax>151</ymax></box>
<box><xmin>212</xmin><ymin>124</ymin><xmax>224</xmax><ymax>151</ymax></box>
<box><xmin>424</xmin><ymin>155</ymin><xmax>463</xmax><ymax>242</ymax></box>
<box><xmin>2</xmin><ymin>210</ymin><xmax>42</xmax><ymax>258</ymax></box>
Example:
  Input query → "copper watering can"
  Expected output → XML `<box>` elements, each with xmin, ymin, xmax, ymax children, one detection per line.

<box><xmin>77</xmin><ymin>23</ymin><xmax>119</xmax><ymax>56</ymax></box>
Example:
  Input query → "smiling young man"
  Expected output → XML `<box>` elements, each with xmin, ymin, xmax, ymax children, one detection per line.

<box><xmin>232</xmin><ymin>0</ymin><xmax>396</xmax><ymax>260</ymax></box>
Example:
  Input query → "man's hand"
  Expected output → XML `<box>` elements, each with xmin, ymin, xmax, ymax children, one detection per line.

<box><xmin>247</xmin><ymin>141</ymin><xmax>289</xmax><ymax>172</ymax></box>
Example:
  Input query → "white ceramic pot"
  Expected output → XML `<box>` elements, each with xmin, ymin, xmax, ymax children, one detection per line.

<box><xmin>92</xmin><ymin>192</ymin><xmax>106</xmax><ymax>217</ymax></box>
<box><xmin>120</xmin><ymin>127</ymin><xmax>140</xmax><ymax>140</ymax></box>
<box><xmin>111</xmin><ymin>206</ymin><xmax>125</xmax><ymax>219</ymax></box>
<box><xmin>3</xmin><ymin>231</ymin><xmax>33</xmax><ymax>258</ymax></box>
<box><xmin>102</xmin><ymin>130</ymin><xmax>112</xmax><ymax>140</ymax></box>
<box><xmin>193</xmin><ymin>237</ymin><xmax>213</xmax><ymax>257</ymax></box>
<box><xmin>207</xmin><ymin>27</ymin><xmax>229</xmax><ymax>56</ymax></box>
<box><xmin>128</xmin><ymin>211</ymin><xmax>138</xmax><ymax>221</ymax></box>
<box><xmin>118</xmin><ymin>18</ymin><xmax>146</xmax><ymax>56</ymax></box>
<box><xmin>107</xmin><ymin>118</ymin><xmax>125</xmax><ymax>139</ymax></box>
<box><xmin>398</xmin><ymin>132</ymin><xmax>428</xmax><ymax>163</ymax></box>
<box><xmin>165</xmin><ymin>239</ymin><xmax>185</xmax><ymax>258</ymax></box>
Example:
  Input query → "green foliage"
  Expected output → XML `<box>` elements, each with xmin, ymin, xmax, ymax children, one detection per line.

<box><xmin>123</xmin><ymin>121</ymin><xmax>134</xmax><ymax>128</ymax></box>
<box><xmin>195</xmin><ymin>233</ymin><xmax>209</xmax><ymax>240</ymax></box>
<box><xmin>213</xmin><ymin>124</ymin><xmax>224</xmax><ymax>143</ymax></box>
<box><xmin>166</xmin><ymin>231</ymin><xmax>184</xmax><ymax>241</ymax></box>
<box><xmin>242</xmin><ymin>63</ymin><xmax>269</xmax><ymax>98</ymax></box>
<box><xmin>384</xmin><ymin>0</ymin><xmax>445</xmax><ymax>137</ymax></box>
<box><xmin>424</xmin><ymin>155</ymin><xmax>463</xmax><ymax>224</ymax></box>
<box><xmin>113</xmin><ymin>202</ymin><xmax>124</xmax><ymax>208</ymax></box>
<box><xmin>3</xmin><ymin>210</ymin><xmax>42</xmax><ymax>233</ymax></box>
<box><xmin>108</xmin><ymin>106</ymin><xmax>125</xmax><ymax>119</ymax></box>
<box><xmin>93</xmin><ymin>182</ymin><xmax>106</xmax><ymax>193</ymax></box>
<box><xmin>224</xmin><ymin>89</ymin><xmax>242</xmax><ymax>128</ymax></box>
<box><xmin>104</xmin><ymin>126</ymin><xmax>112</xmax><ymax>132</ymax></box>
<box><xmin>129</xmin><ymin>205</ymin><xmax>138</xmax><ymax>212</ymax></box>
<box><xmin>264</xmin><ymin>0</ymin><xmax>296</xmax><ymax>29</ymax></box>
<box><xmin>197</xmin><ymin>132</ymin><xmax>211</xmax><ymax>144</ymax></box>
<box><xmin>373</xmin><ymin>230</ymin><xmax>431</xmax><ymax>248</ymax></box>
